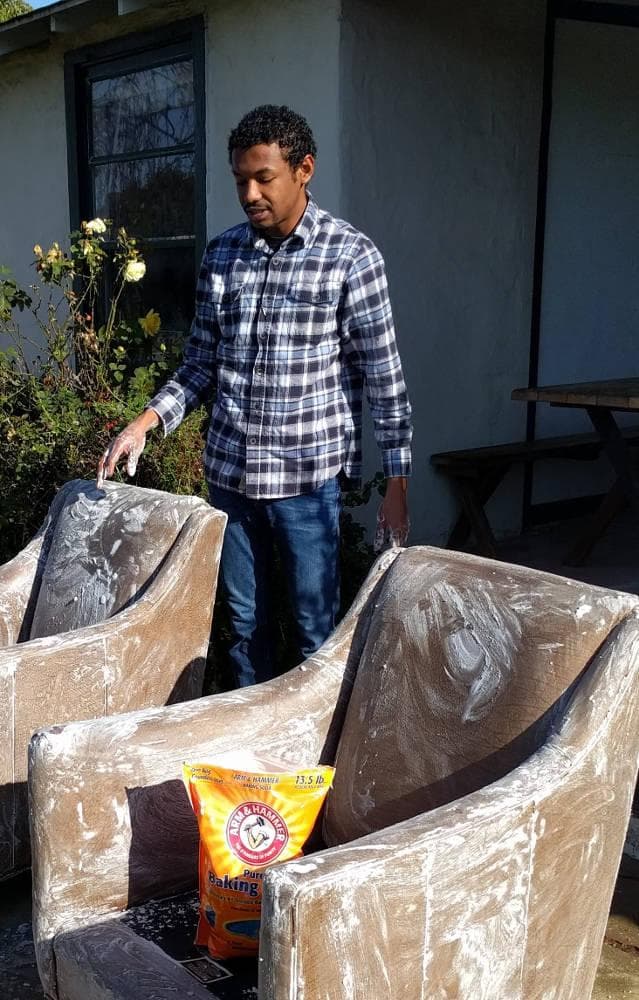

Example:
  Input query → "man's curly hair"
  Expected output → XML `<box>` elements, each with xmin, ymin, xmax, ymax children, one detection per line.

<box><xmin>228</xmin><ymin>105</ymin><xmax>317</xmax><ymax>168</ymax></box>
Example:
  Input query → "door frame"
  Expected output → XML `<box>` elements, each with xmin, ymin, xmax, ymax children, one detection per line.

<box><xmin>523</xmin><ymin>0</ymin><xmax>639</xmax><ymax>528</ymax></box>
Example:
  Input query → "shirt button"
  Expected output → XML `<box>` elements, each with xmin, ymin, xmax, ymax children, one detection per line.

<box><xmin>259</xmin><ymin>332</ymin><xmax>267</xmax><ymax>342</ymax></box>
<box><xmin>249</xmin><ymin>436</ymin><xmax>257</xmax><ymax>445</ymax></box>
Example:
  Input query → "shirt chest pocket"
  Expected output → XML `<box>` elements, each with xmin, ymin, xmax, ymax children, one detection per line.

<box><xmin>216</xmin><ymin>286</ymin><xmax>243</xmax><ymax>341</ymax></box>
<box><xmin>284</xmin><ymin>281</ymin><xmax>341</xmax><ymax>341</ymax></box>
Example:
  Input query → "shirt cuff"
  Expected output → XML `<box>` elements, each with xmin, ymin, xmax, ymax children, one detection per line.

<box><xmin>382</xmin><ymin>448</ymin><xmax>412</xmax><ymax>479</ymax></box>
<box><xmin>146</xmin><ymin>394</ymin><xmax>179</xmax><ymax>437</ymax></box>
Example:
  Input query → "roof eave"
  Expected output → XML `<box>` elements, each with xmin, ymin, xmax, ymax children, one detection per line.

<box><xmin>0</xmin><ymin>0</ymin><xmax>156</xmax><ymax>58</ymax></box>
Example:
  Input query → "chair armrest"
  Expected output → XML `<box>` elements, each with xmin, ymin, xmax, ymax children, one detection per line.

<box><xmin>30</xmin><ymin>548</ymin><xmax>400</xmax><ymax>999</ymax></box>
<box><xmin>1</xmin><ymin>628</ymin><xmax>116</xmax><ymax>787</ymax></box>
<box><xmin>260</xmin><ymin>753</ymin><xmax>564</xmax><ymax>1000</ymax></box>
<box><xmin>260</xmin><ymin>616</ymin><xmax>639</xmax><ymax>1000</ymax></box>
<box><xmin>0</xmin><ymin>626</ymin><xmax>114</xmax><ymax>877</ymax></box>
<box><xmin>0</xmin><ymin>532</ymin><xmax>45</xmax><ymax>645</ymax></box>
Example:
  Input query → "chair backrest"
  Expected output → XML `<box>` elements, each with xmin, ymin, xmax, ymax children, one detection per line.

<box><xmin>323</xmin><ymin>546</ymin><xmax>638</xmax><ymax>846</ymax></box>
<box><xmin>29</xmin><ymin>480</ymin><xmax>207</xmax><ymax>640</ymax></box>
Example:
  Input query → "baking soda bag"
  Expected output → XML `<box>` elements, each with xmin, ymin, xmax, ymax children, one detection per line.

<box><xmin>183</xmin><ymin>752</ymin><xmax>335</xmax><ymax>959</ymax></box>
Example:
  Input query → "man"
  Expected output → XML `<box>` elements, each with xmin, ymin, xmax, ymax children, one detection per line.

<box><xmin>97</xmin><ymin>104</ymin><xmax>412</xmax><ymax>688</ymax></box>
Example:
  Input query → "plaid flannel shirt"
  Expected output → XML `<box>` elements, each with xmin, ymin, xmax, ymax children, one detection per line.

<box><xmin>149</xmin><ymin>195</ymin><xmax>412</xmax><ymax>498</ymax></box>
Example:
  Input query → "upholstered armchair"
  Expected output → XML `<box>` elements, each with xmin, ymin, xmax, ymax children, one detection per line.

<box><xmin>29</xmin><ymin>547</ymin><xmax>639</xmax><ymax>1000</ymax></box>
<box><xmin>0</xmin><ymin>479</ymin><xmax>226</xmax><ymax>879</ymax></box>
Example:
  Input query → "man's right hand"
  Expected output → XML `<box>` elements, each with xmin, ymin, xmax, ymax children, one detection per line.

<box><xmin>96</xmin><ymin>409</ymin><xmax>160</xmax><ymax>489</ymax></box>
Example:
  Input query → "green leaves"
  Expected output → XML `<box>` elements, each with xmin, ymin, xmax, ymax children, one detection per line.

<box><xmin>33</xmin><ymin>242</ymin><xmax>75</xmax><ymax>286</ymax></box>
<box><xmin>342</xmin><ymin>470</ymin><xmax>385</xmax><ymax>507</ymax></box>
<box><xmin>0</xmin><ymin>221</ymin><xmax>207</xmax><ymax>562</ymax></box>
<box><xmin>0</xmin><ymin>1</ymin><xmax>32</xmax><ymax>24</ymax></box>
<box><xmin>0</xmin><ymin>270</ymin><xmax>32</xmax><ymax>321</ymax></box>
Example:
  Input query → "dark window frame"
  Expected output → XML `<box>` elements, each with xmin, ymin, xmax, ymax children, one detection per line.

<box><xmin>64</xmin><ymin>16</ymin><xmax>206</xmax><ymax>269</ymax></box>
<box><xmin>523</xmin><ymin>0</ymin><xmax>639</xmax><ymax>527</ymax></box>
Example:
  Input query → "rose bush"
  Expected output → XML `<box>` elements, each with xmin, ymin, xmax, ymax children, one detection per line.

<box><xmin>0</xmin><ymin>220</ymin><xmax>207</xmax><ymax>563</ymax></box>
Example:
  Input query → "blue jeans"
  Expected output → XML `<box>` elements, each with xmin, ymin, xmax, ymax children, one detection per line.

<box><xmin>209</xmin><ymin>478</ymin><xmax>341</xmax><ymax>688</ymax></box>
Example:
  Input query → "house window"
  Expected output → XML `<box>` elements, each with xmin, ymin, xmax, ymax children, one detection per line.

<box><xmin>65</xmin><ymin>20</ymin><xmax>205</xmax><ymax>336</ymax></box>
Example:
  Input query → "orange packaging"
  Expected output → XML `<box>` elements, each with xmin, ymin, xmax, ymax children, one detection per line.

<box><xmin>183</xmin><ymin>753</ymin><xmax>335</xmax><ymax>959</ymax></box>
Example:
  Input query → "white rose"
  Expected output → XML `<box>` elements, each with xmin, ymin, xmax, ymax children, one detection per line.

<box><xmin>85</xmin><ymin>218</ymin><xmax>107</xmax><ymax>235</ymax></box>
<box><xmin>124</xmin><ymin>260</ymin><xmax>146</xmax><ymax>283</ymax></box>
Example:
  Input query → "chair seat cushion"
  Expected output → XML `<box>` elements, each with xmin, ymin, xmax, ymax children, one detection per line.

<box><xmin>29</xmin><ymin>481</ymin><xmax>203</xmax><ymax>640</ymax></box>
<box><xmin>54</xmin><ymin>891</ymin><xmax>258</xmax><ymax>999</ymax></box>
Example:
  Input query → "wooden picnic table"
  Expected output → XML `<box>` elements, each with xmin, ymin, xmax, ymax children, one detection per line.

<box><xmin>512</xmin><ymin>378</ymin><xmax>639</xmax><ymax>563</ymax></box>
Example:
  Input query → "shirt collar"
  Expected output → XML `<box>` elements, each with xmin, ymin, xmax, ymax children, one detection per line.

<box><xmin>240</xmin><ymin>192</ymin><xmax>319</xmax><ymax>251</ymax></box>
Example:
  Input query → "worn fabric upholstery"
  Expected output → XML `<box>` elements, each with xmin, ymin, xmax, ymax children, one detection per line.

<box><xmin>29</xmin><ymin>483</ymin><xmax>202</xmax><ymax>639</ymax></box>
<box><xmin>0</xmin><ymin>479</ymin><xmax>226</xmax><ymax>880</ymax></box>
<box><xmin>323</xmin><ymin>547</ymin><xmax>635</xmax><ymax>844</ymax></box>
<box><xmin>28</xmin><ymin>547</ymin><xmax>639</xmax><ymax>1000</ymax></box>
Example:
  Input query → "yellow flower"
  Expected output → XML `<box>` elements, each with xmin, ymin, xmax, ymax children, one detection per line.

<box><xmin>33</xmin><ymin>244</ymin><xmax>42</xmax><ymax>257</ymax></box>
<box><xmin>139</xmin><ymin>308</ymin><xmax>161</xmax><ymax>337</ymax></box>
<box><xmin>45</xmin><ymin>242</ymin><xmax>62</xmax><ymax>262</ymax></box>
<box><xmin>124</xmin><ymin>260</ymin><xmax>146</xmax><ymax>283</ymax></box>
<box><xmin>84</xmin><ymin>218</ymin><xmax>107</xmax><ymax>235</ymax></box>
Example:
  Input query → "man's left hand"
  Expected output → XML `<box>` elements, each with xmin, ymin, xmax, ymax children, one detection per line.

<box><xmin>375</xmin><ymin>476</ymin><xmax>410</xmax><ymax>551</ymax></box>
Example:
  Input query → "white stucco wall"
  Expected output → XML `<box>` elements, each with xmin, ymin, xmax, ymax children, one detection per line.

<box><xmin>0</xmin><ymin>48</ymin><xmax>69</xmax><ymax>310</ymax></box>
<box><xmin>204</xmin><ymin>0</ymin><xmax>341</xmax><ymax>234</ymax></box>
<box><xmin>340</xmin><ymin>0</ymin><xmax>546</xmax><ymax>541</ymax></box>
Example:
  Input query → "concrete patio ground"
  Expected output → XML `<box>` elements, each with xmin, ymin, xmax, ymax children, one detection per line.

<box><xmin>2</xmin><ymin>508</ymin><xmax>639</xmax><ymax>999</ymax></box>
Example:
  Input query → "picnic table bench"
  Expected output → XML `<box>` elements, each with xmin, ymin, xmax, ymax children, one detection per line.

<box><xmin>431</xmin><ymin>426</ymin><xmax>639</xmax><ymax>559</ymax></box>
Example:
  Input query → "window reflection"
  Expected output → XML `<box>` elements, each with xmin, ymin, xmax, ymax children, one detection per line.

<box><xmin>91</xmin><ymin>62</ymin><xmax>194</xmax><ymax>156</ymax></box>
<box><xmin>114</xmin><ymin>247</ymin><xmax>198</xmax><ymax>337</ymax></box>
<box><xmin>93</xmin><ymin>154</ymin><xmax>195</xmax><ymax>237</ymax></box>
